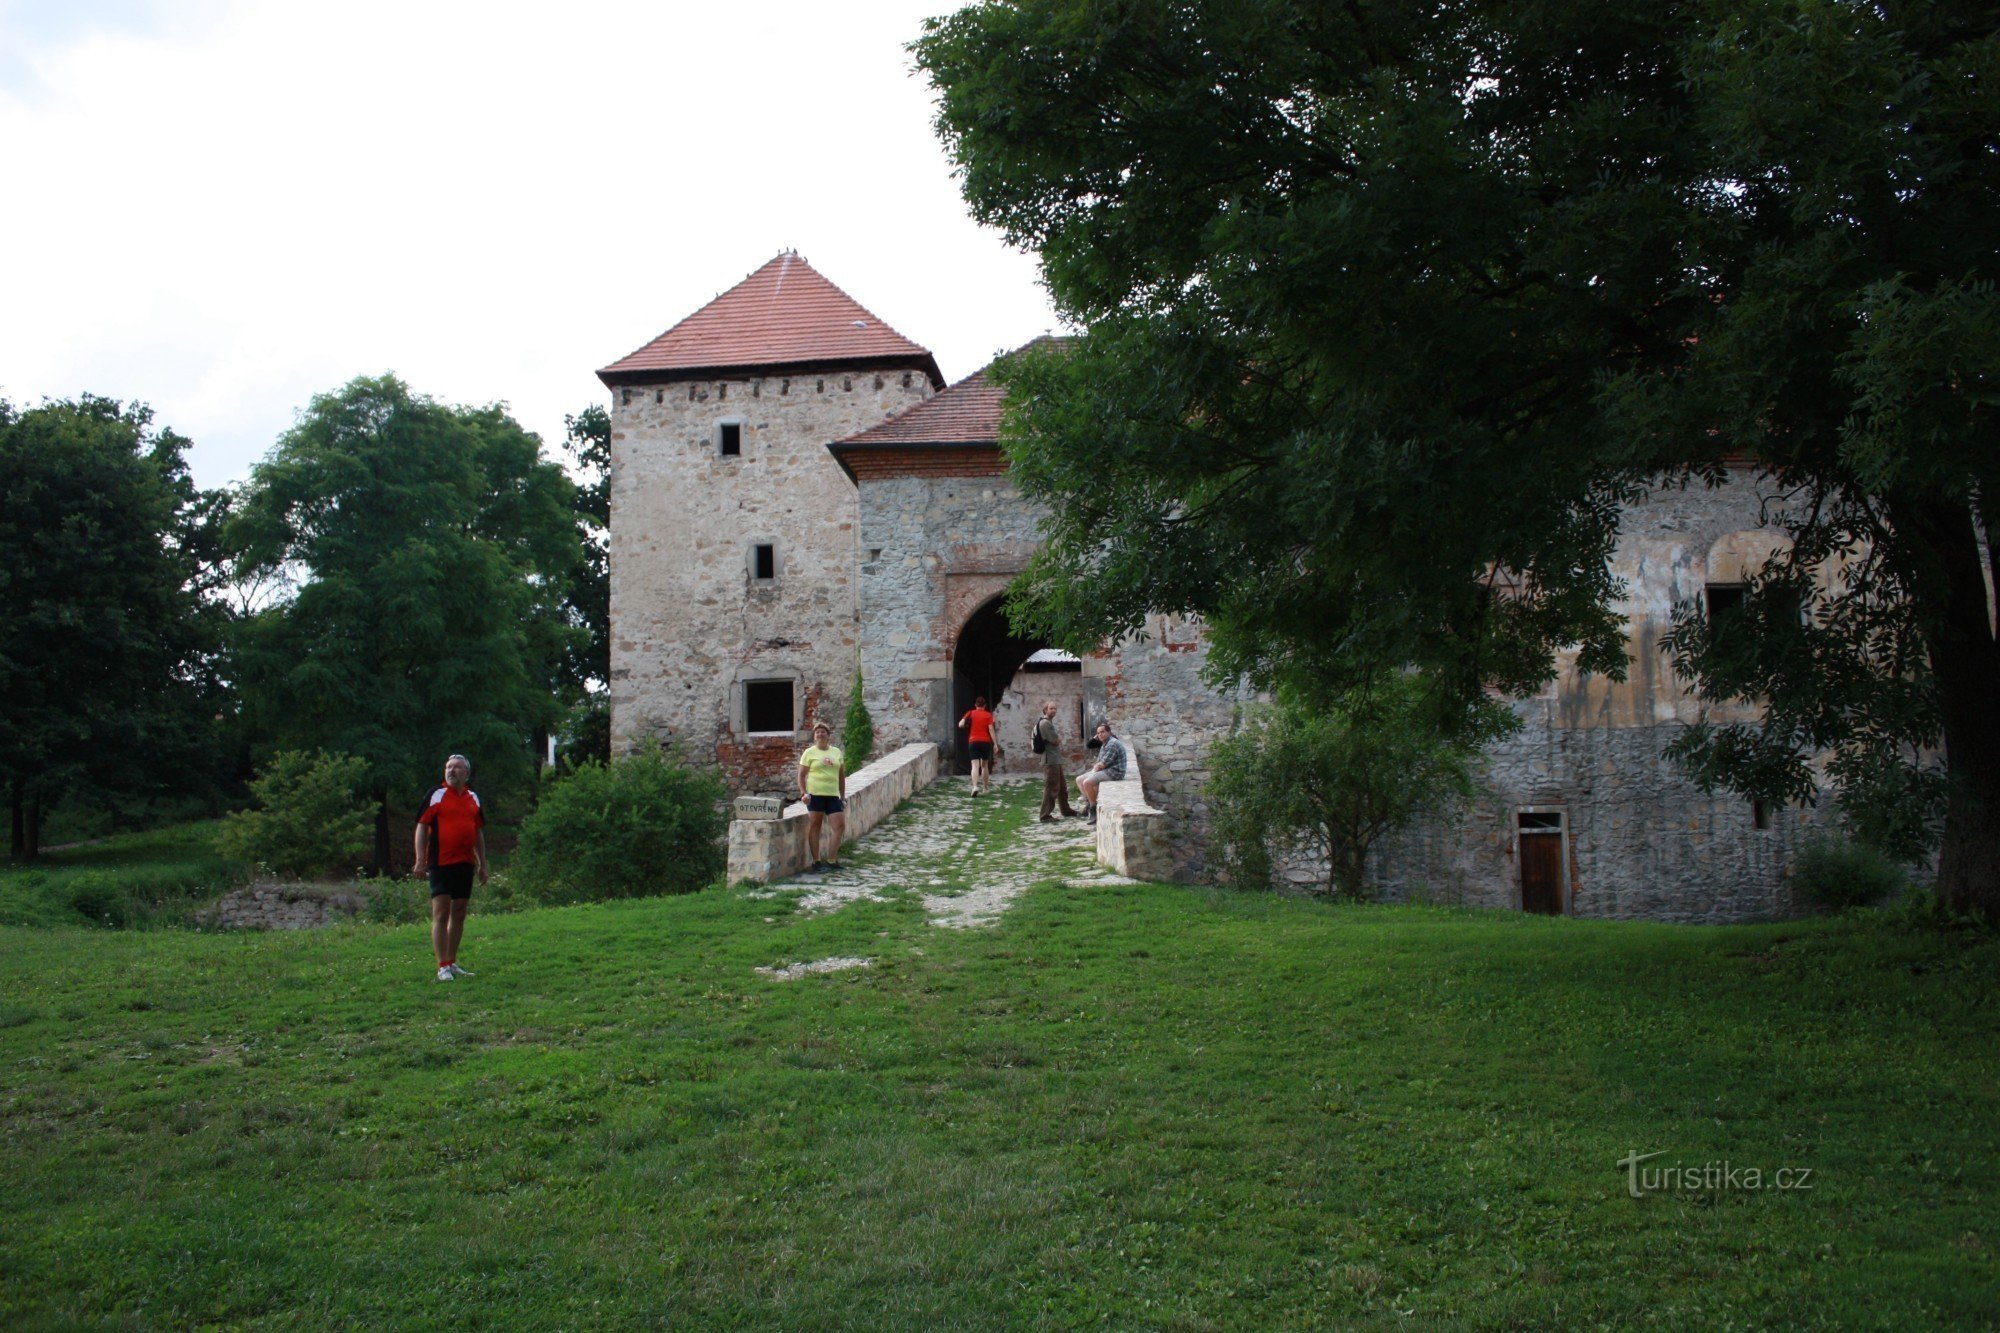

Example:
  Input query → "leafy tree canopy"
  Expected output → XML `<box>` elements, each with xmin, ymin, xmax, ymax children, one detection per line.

<box><xmin>0</xmin><ymin>396</ymin><xmax>230</xmax><ymax>858</ymax></box>
<box><xmin>229</xmin><ymin>375</ymin><xmax>584</xmax><ymax>868</ymax></box>
<box><xmin>916</xmin><ymin>0</ymin><xmax>2000</xmax><ymax>914</ymax></box>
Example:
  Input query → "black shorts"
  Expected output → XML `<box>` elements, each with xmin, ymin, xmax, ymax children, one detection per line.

<box><xmin>968</xmin><ymin>741</ymin><xmax>994</xmax><ymax>761</ymax></box>
<box><xmin>429</xmin><ymin>862</ymin><xmax>475</xmax><ymax>899</ymax></box>
<box><xmin>806</xmin><ymin>794</ymin><xmax>845</xmax><ymax>815</ymax></box>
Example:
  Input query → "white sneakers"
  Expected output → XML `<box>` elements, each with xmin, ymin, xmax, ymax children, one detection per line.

<box><xmin>436</xmin><ymin>966</ymin><xmax>454</xmax><ymax>982</ymax></box>
<box><xmin>447</xmin><ymin>963</ymin><xmax>474</xmax><ymax>978</ymax></box>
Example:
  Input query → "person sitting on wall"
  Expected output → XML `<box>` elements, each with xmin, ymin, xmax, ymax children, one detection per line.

<box><xmin>957</xmin><ymin>694</ymin><xmax>997</xmax><ymax>797</ymax></box>
<box><xmin>797</xmin><ymin>720</ymin><xmax>847</xmax><ymax>873</ymax></box>
<box><xmin>1075</xmin><ymin>721</ymin><xmax>1127</xmax><ymax>825</ymax></box>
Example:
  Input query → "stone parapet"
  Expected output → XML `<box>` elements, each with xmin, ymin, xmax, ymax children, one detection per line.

<box><xmin>726</xmin><ymin>742</ymin><xmax>940</xmax><ymax>883</ymax></box>
<box><xmin>1091</xmin><ymin>744</ymin><xmax>1176</xmax><ymax>881</ymax></box>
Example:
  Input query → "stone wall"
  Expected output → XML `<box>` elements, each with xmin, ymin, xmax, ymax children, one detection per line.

<box><xmin>855</xmin><ymin>472</ymin><xmax>1042</xmax><ymax>757</ymax></box>
<box><xmin>210</xmin><ymin>883</ymin><xmax>370</xmax><ymax>930</ymax></box>
<box><xmin>1355</xmin><ymin>715</ymin><xmax>1822</xmax><ymax>922</ymax></box>
<box><xmin>609</xmin><ymin>369</ymin><xmax>932</xmax><ymax>790</ymax></box>
<box><xmin>726</xmin><ymin>741</ymin><xmax>941</xmax><ymax>883</ymax></box>
<box><xmin>1091</xmin><ymin>742</ymin><xmax>1176</xmax><ymax>881</ymax></box>
<box><xmin>1269</xmin><ymin>473</ymin><xmax>1822</xmax><ymax>922</ymax></box>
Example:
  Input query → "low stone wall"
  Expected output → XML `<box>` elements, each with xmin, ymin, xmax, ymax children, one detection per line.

<box><xmin>1092</xmin><ymin>745</ymin><xmax>1176</xmax><ymax>881</ymax></box>
<box><xmin>727</xmin><ymin>742</ymin><xmax>940</xmax><ymax>883</ymax></box>
<box><xmin>212</xmin><ymin>882</ymin><xmax>370</xmax><ymax>930</ymax></box>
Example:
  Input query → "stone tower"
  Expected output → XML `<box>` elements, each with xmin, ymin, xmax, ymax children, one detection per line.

<box><xmin>597</xmin><ymin>253</ymin><xmax>942</xmax><ymax>790</ymax></box>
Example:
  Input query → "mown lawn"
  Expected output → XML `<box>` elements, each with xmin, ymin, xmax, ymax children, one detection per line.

<box><xmin>1</xmin><ymin>793</ymin><xmax>1995</xmax><ymax>1326</ymax></box>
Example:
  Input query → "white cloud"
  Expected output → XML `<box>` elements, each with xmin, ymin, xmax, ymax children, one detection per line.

<box><xmin>0</xmin><ymin>0</ymin><xmax>1058</xmax><ymax>487</ymax></box>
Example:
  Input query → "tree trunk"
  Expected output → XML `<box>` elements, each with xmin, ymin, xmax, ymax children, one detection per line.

<box><xmin>1902</xmin><ymin>498</ymin><xmax>2000</xmax><ymax>918</ymax></box>
<box><xmin>9</xmin><ymin>787</ymin><xmax>21</xmax><ymax>861</ymax></box>
<box><xmin>373</xmin><ymin>791</ymin><xmax>393</xmax><ymax>879</ymax></box>
<box><xmin>22</xmin><ymin>795</ymin><xmax>40</xmax><ymax>863</ymax></box>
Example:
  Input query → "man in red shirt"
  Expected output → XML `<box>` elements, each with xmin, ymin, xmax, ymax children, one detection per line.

<box><xmin>958</xmin><ymin>695</ymin><xmax>997</xmax><ymax>796</ymax></box>
<box><xmin>412</xmin><ymin>753</ymin><xmax>488</xmax><ymax>982</ymax></box>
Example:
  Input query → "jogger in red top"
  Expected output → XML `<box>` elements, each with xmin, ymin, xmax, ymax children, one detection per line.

<box><xmin>413</xmin><ymin>753</ymin><xmax>488</xmax><ymax>982</ymax></box>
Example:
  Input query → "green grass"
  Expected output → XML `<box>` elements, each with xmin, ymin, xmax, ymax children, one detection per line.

<box><xmin>0</xmin><ymin>820</ymin><xmax>247</xmax><ymax>928</ymax></box>
<box><xmin>1</xmin><ymin>781</ymin><xmax>1996</xmax><ymax>1327</ymax></box>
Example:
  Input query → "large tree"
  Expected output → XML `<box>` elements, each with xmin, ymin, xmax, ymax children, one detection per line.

<box><xmin>916</xmin><ymin>0</ymin><xmax>2000</xmax><ymax>915</ymax></box>
<box><xmin>229</xmin><ymin>375</ymin><xmax>583</xmax><ymax>871</ymax></box>
<box><xmin>554</xmin><ymin>404</ymin><xmax>612</xmax><ymax>765</ymax></box>
<box><xmin>0</xmin><ymin>396</ymin><xmax>229</xmax><ymax>859</ymax></box>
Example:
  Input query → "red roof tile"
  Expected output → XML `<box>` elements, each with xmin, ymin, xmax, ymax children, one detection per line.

<box><xmin>598</xmin><ymin>252</ymin><xmax>942</xmax><ymax>385</ymax></box>
<box><xmin>836</xmin><ymin>364</ymin><xmax>1007</xmax><ymax>448</ymax></box>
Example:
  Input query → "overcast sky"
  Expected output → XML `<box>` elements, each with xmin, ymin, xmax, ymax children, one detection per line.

<box><xmin>0</xmin><ymin>0</ymin><xmax>1061</xmax><ymax>489</ymax></box>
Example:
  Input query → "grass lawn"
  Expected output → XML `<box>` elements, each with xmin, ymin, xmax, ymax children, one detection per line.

<box><xmin>0</xmin><ymin>821</ymin><xmax>245</xmax><ymax>929</ymax></box>
<box><xmin>2</xmin><ymin>781</ymin><xmax>1996</xmax><ymax>1327</ymax></box>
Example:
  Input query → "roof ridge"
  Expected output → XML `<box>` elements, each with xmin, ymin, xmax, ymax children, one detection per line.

<box><xmin>598</xmin><ymin>253</ymin><xmax>941</xmax><ymax>385</ymax></box>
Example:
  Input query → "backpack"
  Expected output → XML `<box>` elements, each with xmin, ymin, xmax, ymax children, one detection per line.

<box><xmin>1031</xmin><ymin>721</ymin><xmax>1047</xmax><ymax>755</ymax></box>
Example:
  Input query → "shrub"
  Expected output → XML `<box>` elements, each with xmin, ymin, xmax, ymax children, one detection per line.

<box><xmin>1793</xmin><ymin>835</ymin><xmax>1905</xmax><ymax>909</ymax></box>
<box><xmin>509</xmin><ymin>743</ymin><xmax>727</xmax><ymax>904</ymax></box>
<box><xmin>215</xmin><ymin>750</ymin><xmax>372</xmax><ymax>879</ymax></box>
<box><xmin>1207</xmin><ymin>679</ymin><xmax>1505</xmax><ymax>900</ymax></box>
<box><xmin>67</xmin><ymin>872</ymin><xmax>125</xmax><ymax>927</ymax></box>
<box><xmin>843</xmin><ymin>667</ymin><xmax>875</xmax><ymax>767</ymax></box>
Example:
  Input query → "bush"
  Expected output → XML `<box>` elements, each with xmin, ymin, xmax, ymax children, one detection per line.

<box><xmin>215</xmin><ymin>750</ymin><xmax>372</xmax><ymax>879</ymax></box>
<box><xmin>509</xmin><ymin>743</ymin><xmax>727</xmax><ymax>904</ymax></box>
<box><xmin>1207</xmin><ymin>679</ymin><xmax>1504</xmax><ymax>900</ymax></box>
<box><xmin>843</xmin><ymin>668</ymin><xmax>875</xmax><ymax>767</ymax></box>
<box><xmin>1793</xmin><ymin>835</ymin><xmax>1906</xmax><ymax>909</ymax></box>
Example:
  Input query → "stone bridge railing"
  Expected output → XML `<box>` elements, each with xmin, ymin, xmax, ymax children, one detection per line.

<box><xmin>726</xmin><ymin>742</ymin><xmax>941</xmax><ymax>883</ymax></box>
<box><xmin>1093</xmin><ymin>743</ymin><xmax>1175</xmax><ymax>881</ymax></box>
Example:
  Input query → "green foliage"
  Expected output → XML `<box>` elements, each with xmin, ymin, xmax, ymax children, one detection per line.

<box><xmin>1793</xmin><ymin>836</ymin><xmax>1907</xmax><ymax>911</ymax></box>
<box><xmin>842</xmin><ymin>667</ymin><xmax>875</xmax><ymax>766</ymax></box>
<box><xmin>559</xmin><ymin>405</ymin><xmax>611</xmax><ymax>695</ymax></box>
<box><xmin>0</xmin><ymin>395</ymin><xmax>231</xmax><ymax>858</ymax></box>
<box><xmin>215</xmin><ymin>750</ymin><xmax>371</xmax><ymax>879</ymax></box>
<box><xmin>916</xmin><ymin>1</ymin><xmax>2000</xmax><ymax>915</ymax></box>
<box><xmin>1207</xmin><ymin>680</ymin><xmax>1502</xmax><ymax>900</ymax></box>
<box><xmin>510</xmin><ymin>744</ymin><xmax>727</xmax><ymax>904</ymax></box>
<box><xmin>228</xmin><ymin>375</ymin><xmax>585</xmax><ymax>862</ymax></box>
<box><xmin>556</xmin><ymin>693</ymin><xmax>611</xmax><ymax>769</ymax></box>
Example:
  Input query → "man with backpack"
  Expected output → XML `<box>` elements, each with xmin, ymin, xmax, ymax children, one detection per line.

<box><xmin>1034</xmin><ymin>700</ymin><xmax>1078</xmax><ymax>822</ymax></box>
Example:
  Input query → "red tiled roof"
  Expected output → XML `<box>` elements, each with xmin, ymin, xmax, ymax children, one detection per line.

<box><xmin>837</xmin><ymin>365</ymin><xmax>1006</xmax><ymax>448</ymax></box>
<box><xmin>598</xmin><ymin>252</ymin><xmax>942</xmax><ymax>386</ymax></box>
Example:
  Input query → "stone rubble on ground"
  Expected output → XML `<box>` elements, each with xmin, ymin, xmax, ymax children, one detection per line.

<box><xmin>757</xmin><ymin>773</ymin><xmax>1134</xmax><ymax>930</ymax></box>
<box><xmin>755</xmin><ymin>956</ymin><xmax>873</xmax><ymax>981</ymax></box>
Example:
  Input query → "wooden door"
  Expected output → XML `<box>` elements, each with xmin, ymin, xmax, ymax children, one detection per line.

<box><xmin>1519</xmin><ymin>832</ymin><xmax>1564</xmax><ymax>914</ymax></box>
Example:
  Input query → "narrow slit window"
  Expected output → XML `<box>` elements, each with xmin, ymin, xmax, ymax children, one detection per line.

<box><xmin>719</xmin><ymin>422</ymin><xmax>742</xmax><ymax>456</ymax></box>
<box><xmin>753</xmin><ymin>544</ymin><xmax>775</xmax><ymax>581</ymax></box>
<box><xmin>744</xmin><ymin>680</ymin><xmax>792</xmax><ymax>734</ymax></box>
<box><xmin>1752</xmin><ymin>799</ymin><xmax>1770</xmax><ymax>830</ymax></box>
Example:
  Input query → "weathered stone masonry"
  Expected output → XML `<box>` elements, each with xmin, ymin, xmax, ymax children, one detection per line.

<box><xmin>605</xmin><ymin>255</ymin><xmax>1818</xmax><ymax>922</ymax></box>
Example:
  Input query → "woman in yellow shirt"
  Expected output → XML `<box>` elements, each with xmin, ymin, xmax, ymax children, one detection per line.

<box><xmin>797</xmin><ymin>721</ymin><xmax>847</xmax><ymax>873</ymax></box>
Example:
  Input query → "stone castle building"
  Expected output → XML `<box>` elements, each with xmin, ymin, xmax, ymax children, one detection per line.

<box><xmin>600</xmin><ymin>253</ymin><xmax>1816</xmax><ymax>923</ymax></box>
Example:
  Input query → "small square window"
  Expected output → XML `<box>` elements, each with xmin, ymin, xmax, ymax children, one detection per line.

<box><xmin>719</xmin><ymin>422</ymin><xmax>742</xmax><ymax>456</ymax></box>
<box><xmin>744</xmin><ymin>680</ymin><xmax>792</xmax><ymax>734</ymax></box>
<box><xmin>753</xmin><ymin>544</ymin><xmax>775</xmax><ymax>581</ymax></box>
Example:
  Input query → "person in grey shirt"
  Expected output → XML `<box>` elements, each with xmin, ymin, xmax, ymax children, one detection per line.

<box><xmin>1035</xmin><ymin>700</ymin><xmax>1079</xmax><ymax>822</ymax></box>
<box><xmin>1076</xmin><ymin>721</ymin><xmax>1127</xmax><ymax>824</ymax></box>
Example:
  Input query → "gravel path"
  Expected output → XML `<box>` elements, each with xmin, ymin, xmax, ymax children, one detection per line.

<box><xmin>768</xmin><ymin>772</ymin><xmax>1136</xmax><ymax>928</ymax></box>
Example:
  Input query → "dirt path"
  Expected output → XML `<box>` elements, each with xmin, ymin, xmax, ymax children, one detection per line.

<box><xmin>763</xmin><ymin>772</ymin><xmax>1135</xmax><ymax>928</ymax></box>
